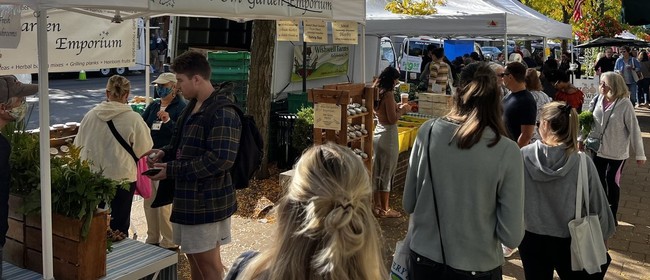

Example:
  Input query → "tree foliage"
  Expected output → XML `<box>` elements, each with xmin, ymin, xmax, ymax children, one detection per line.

<box><xmin>385</xmin><ymin>0</ymin><xmax>446</xmax><ymax>15</ymax></box>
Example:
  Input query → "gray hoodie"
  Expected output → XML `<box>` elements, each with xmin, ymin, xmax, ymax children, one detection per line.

<box><xmin>521</xmin><ymin>141</ymin><xmax>616</xmax><ymax>239</ymax></box>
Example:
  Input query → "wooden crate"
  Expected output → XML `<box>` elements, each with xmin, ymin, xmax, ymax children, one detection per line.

<box><xmin>24</xmin><ymin>212</ymin><xmax>108</xmax><ymax>280</ymax></box>
<box><xmin>5</xmin><ymin>195</ymin><xmax>108</xmax><ymax>280</ymax></box>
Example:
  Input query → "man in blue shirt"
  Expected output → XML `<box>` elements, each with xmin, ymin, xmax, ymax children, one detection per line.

<box><xmin>615</xmin><ymin>46</ymin><xmax>642</xmax><ymax>106</ymax></box>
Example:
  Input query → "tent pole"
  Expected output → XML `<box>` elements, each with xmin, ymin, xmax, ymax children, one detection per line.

<box><xmin>145</xmin><ymin>16</ymin><xmax>151</xmax><ymax>103</ymax></box>
<box><xmin>36</xmin><ymin>8</ymin><xmax>55</xmax><ymax>280</ymax></box>
<box><xmin>361</xmin><ymin>24</ymin><xmax>366</xmax><ymax>84</ymax></box>
<box><xmin>504</xmin><ymin>34</ymin><xmax>508</xmax><ymax>63</ymax></box>
<box><xmin>543</xmin><ymin>37</ymin><xmax>548</xmax><ymax>62</ymax></box>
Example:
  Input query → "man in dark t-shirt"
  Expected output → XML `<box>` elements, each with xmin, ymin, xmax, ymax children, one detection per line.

<box><xmin>502</xmin><ymin>62</ymin><xmax>537</xmax><ymax>147</ymax></box>
<box><xmin>595</xmin><ymin>48</ymin><xmax>616</xmax><ymax>74</ymax></box>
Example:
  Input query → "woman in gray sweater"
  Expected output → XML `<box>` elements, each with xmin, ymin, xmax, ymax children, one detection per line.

<box><xmin>520</xmin><ymin>102</ymin><xmax>616</xmax><ymax>279</ymax></box>
<box><xmin>404</xmin><ymin>62</ymin><xmax>525</xmax><ymax>278</ymax></box>
<box><xmin>588</xmin><ymin>72</ymin><xmax>646</xmax><ymax>223</ymax></box>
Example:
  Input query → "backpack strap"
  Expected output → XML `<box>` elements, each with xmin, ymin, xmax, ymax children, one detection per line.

<box><xmin>107</xmin><ymin>120</ymin><xmax>138</xmax><ymax>163</ymax></box>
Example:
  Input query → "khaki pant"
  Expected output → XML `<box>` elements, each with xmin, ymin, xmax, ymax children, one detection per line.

<box><xmin>143</xmin><ymin>180</ymin><xmax>176</xmax><ymax>248</ymax></box>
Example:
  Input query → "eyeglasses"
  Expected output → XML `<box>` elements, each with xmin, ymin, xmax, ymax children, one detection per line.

<box><xmin>497</xmin><ymin>73</ymin><xmax>509</xmax><ymax>77</ymax></box>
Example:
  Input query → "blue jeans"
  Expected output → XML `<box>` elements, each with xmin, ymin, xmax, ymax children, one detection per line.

<box><xmin>627</xmin><ymin>83</ymin><xmax>638</xmax><ymax>105</ymax></box>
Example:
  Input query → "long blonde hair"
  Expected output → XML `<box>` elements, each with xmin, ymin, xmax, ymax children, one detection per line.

<box><xmin>237</xmin><ymin>143</ymin><xmax>386</xmax><ymax>280</ymax></box>
<box><xmin>540</xmin><ymin>101</ymin><xmax>579</xmax><ymax>154</ymax></box>
<box><xmin>600</xmin><ymin>72</ymin><xmax>630</xmax><ymax>100</ymax></box>
<box><xmin>106</xmin><ymin>75</ymin><xmax>131</xmax><ymax>100</ymax></box>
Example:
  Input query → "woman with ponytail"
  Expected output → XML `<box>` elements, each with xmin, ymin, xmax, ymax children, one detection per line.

<box><xmin>404</xmin><ymin>62</ymin><xmax>524</xmax><ymax>278</ymax></box>
<box><xmin>225</xmin><ymin>143</ymin><xmax>386</xmax><ymax>280</ymax></box>
<box><xmin>519</xmin><ymin>101</ymin><xmax>616</xmax><ymax>279</ymax></box>
<box><xmin>372</xmin><ymin>66</ymin><xmax>411</xmax><ymax>218</ymax></box>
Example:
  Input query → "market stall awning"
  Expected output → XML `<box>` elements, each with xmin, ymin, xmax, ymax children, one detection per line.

<box><xmin>575</xmin><ymin>37</ymin><xmax>650</xmax><ymax>48</ymax></box>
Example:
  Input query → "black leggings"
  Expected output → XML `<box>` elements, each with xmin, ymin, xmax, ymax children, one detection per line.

<box><xmin>519</xmin><ymin>231</ymin><xmax>610</xmax><ymax>280</ymax></box>
<box><xmin>101</xmin><ymin>182</ymin><xmax>136</xmax><ymax>235</ymax></box>
<box><xmin>592</xmin><ymin>156</ymin><xmax>625</xmax><ymax>223</ymax></box>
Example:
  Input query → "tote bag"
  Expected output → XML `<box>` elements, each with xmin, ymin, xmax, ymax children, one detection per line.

<box><xmin>135</xmin><ymin>157</ymin><xmax>152</xmax><ymax>199</ymax></box>
<box><xmin>390</xmin><ymin>232</ymin><xmax>412</xmax><ymax>280</ymax></box>
<box><xmin>568</xmin><ymin>153</ymin><xmax>608</xmax><ymax>274</ymax></box>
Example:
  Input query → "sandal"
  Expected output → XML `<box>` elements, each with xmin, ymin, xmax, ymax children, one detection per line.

<box><xmin>378</xmin><ymin>208</ymin><xmax>402</xmax><ymax>218</ymax></box>
<box><xmin>107</xmin><ymin>229</ymin><xmax>127</xmax><ymax>242</ymax></box>
<box><xmin>372</xmin><ymin>207</ymin><xmax>382</xmax><ymax>217</ymax></box>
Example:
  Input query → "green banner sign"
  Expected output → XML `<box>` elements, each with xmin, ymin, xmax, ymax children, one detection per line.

<box><xmin>291</xmin><ymin>44</ymin><xmax>350</xmax><ymax>82</ymax></box>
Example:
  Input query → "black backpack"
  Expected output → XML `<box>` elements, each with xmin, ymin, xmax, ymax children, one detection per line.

<box><xmin>203</xmin><ymin>101</ymin><xmax>263</xmax><ymax>189</ymax></box>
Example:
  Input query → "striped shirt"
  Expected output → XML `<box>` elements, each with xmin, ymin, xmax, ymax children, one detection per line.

<box><xmin>162</xmin><ymin>93</ymin><xmax>241</xmax><ymax>225</ymax></box>
<box><xmin>428</xmin><ymin>61</ymin><xmax>449</xmax><ymax>94</ymax></box>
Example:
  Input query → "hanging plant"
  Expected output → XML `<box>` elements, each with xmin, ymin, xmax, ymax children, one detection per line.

<box><xmin>385</xmin><ymin>0</ymin><xmax>446</xmax><ymax>15</ymax></box>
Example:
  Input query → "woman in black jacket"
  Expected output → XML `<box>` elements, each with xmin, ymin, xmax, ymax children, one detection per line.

<box><xmin>140</xmin><ymin>72</ymin><xmax>187</xmax><ymax>250</ymax></box>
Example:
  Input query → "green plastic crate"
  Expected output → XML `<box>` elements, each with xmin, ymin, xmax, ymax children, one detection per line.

<box><xmin>211</xmin><ymin>72</ymin><xmax>249</xmax><ymax>81</ymax></box>
<box><xmin>287</xmin><ymin>91</ymin><xmax>312</xmax><ymax>113</ymax></box>
<box><xmin>212</xmin><ymin>67</ymin><xmax>249</xmax><ymax>75</ymax></box>
<box><xmin>208</xmin><ymin>51</ymin><xmax>251</xmax><ymax>61</ymax></box>
<box><xmin>209</xmin><ymin>60</ymin><xmax>251</xmax><ymax>68</ymax></box>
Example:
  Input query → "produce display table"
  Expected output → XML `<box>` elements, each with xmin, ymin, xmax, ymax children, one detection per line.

<box><xmin>3</xmin><ymin>239</ymin><xmax>178</xmax><ymax>280</ymax></box>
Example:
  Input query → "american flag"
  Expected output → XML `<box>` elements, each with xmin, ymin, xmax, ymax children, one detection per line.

<box><xmin>572</xmin><ymin>0</ymin><xmax>585</xmax><ymax>21</ymax></box>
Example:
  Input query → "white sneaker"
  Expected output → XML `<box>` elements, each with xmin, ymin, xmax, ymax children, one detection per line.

<box><xmin>502</xmin><ymin>244</ymin><xmax>518</xmax><ymax>258</ymax></box>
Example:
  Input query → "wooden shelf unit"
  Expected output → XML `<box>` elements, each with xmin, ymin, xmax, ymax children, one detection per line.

<box><xmin>308</xmin><ymin>83</ymin><xmax>377</xmax><ymax>172</ymax></box>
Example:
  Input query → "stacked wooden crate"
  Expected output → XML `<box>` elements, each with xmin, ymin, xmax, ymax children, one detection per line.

<box><xmin>417</xmin><ymin>93</ymin><xmax>452</xmax><ymax>117</ymax></box>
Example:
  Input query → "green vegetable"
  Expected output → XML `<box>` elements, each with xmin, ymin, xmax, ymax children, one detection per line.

<box><xmin>578</xmin><ymin>111</ymin><xmax>595</xmax><ymax>139</ymax></box>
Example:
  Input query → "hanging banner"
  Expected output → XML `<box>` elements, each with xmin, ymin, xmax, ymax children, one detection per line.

<box><xmin>314</xmin><ymin>103</ymin><xmax>342</xmax><ymax>130</ymax></box>
<box><xmin>303</xmin><ymin>20</ymin><xmax>327</xmax><ymax>44</ymax></box>
<box><xmin>332</xmin><ymin>21</ymin><xmax>357</xmax><ymax>45</ymax></box>
<box><xmin>0</xmin><ymin>7</ymin><xmax>21</xmax><ymax>49</ymax></box>
<box><xmin>291</xmin><ymin>44</ymin><xmax>349</xmax><ymax>82</ymax></box>
<box><xmin>0</xmin><ymin>8</ymin><xmax>135</xmax><ymax>75</ymax></box>
<box><xmin>151</xmin><ymin>0</ymin><xmax>334</xmax><ymax>20</ymax></box>
<box><xmin>277</xmin><ymin>20</ymin><xmax>299</xmax><ymax>42</ymax></box>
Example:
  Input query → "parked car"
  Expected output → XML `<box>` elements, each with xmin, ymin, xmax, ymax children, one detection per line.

<box><xmin>481</xmin><ymin>46</ymin><xmax>502</xmax><ymax>60</ymax></box>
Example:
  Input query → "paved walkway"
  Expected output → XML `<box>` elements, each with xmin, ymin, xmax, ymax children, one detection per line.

<box><xmin>128</xmin><ymin>107</ymin><xmax>650</xmax><ymax>280</ymax></box>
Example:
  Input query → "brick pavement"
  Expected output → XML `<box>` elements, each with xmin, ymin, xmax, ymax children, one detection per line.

<box><xmin>128</xmin><ymin>107</ymin><xmax>650</xmax><ymax>280</ymax></box>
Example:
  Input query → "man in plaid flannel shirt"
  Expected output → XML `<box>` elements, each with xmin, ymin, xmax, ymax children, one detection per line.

<box><xmin>146</xmin><ymin>51</ymin><xmax>241</xmax><ymax>280</ymax></box>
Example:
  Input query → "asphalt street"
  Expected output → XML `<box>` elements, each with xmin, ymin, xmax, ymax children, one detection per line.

<box><xmin>23</xmin><ymin>72</ymin><xmax>154</xmax><ymax>130</ymax></box>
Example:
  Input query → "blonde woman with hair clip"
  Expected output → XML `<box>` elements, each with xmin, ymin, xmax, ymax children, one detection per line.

<box><xmin>519</xmin><ymin>101</ymin><xmax>615</xmax><ymax>279</ymax></box>
<box><xmin>403</xmin><ymin>62</ymin><xmax>525</xmax><ymax>279</ymax></box>
<box><xmin>224</xmin><ymin>143</ymin><xmax>386</xmax><ymax>280</ymax></box>
<box><xmin>586</xmin><ymin>72</ymin><xmax>645</xmax><ymax>224</ymax></box>
<box><xmin>74</xmin><ymin>75</ymin><xmax>153</xmax><ymax>241</ymax></box>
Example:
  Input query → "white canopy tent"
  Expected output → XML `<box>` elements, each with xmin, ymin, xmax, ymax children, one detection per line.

<box><xmin>0</xmin><ymin>1</ymin><xmax>366</xmax><ymax>279</ymax></box>
<box><xmin>365</xmin><ymin>0</ymin><xmax>572</xmax><ymax>39</ymax></box>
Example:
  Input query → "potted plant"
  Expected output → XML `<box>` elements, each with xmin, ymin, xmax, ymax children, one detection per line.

<box><xmin>2</xmin><ymin>123</ymin><xmax>126</xmax><ymax>280</ymax></box>
<box><xmin>291</xmin><ymin>107</ymin><xmax>314</xmax><ymax>155</ymax></box>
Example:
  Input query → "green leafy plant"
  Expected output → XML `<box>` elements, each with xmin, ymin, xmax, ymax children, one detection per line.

<box><xmin>291</xmin><ymin>107</ymin><xmax>314</xmax><ymax>154</ymax></box>
<box><xmin>579</xmin><ymin>110</ymin><xmax>595</xmax><ymax>139</ymax></box>
<box><xmin>2</xmin><ymin>124</ymin><xmax>126</xmax><ymax>239</ymax></box>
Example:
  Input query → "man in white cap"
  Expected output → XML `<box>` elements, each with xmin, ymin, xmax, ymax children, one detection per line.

<box><xmin>141</xmin><ymin>72</ymin><xmax>186</xmax><ymax>250</ymax></box>
<box><xmin>0</xmin><ymin>75</ymin><xmax>38</xmax><ymax>277</ymax></box>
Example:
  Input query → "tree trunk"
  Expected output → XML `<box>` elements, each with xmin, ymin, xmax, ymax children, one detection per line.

<box><xmin>248</xmin><ymin>20</ymin><xmax>275</xmax><ymax>179</ymax></box>
<box><xmin>561</xmin><ymin>5</ymin><xmax>570</xmax><ymax>53</ymax></box>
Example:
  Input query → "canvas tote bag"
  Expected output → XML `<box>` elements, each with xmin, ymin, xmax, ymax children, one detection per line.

<box><xmin>568</xmin><ymin>152</ymin><xmax>608</xmax><ymax>274</ymax></box>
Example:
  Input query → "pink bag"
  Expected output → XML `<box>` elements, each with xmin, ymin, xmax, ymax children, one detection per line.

<box><xmin>135</xmin><ymin>157</ymin><xmax>152</xmax><ymax>198</ymax></box>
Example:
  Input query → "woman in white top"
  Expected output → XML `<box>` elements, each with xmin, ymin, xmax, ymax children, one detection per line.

<box><xmin>587</xmin><ymin>72</ymin><xmax>646</xmax><ymax>223</ymax></box>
